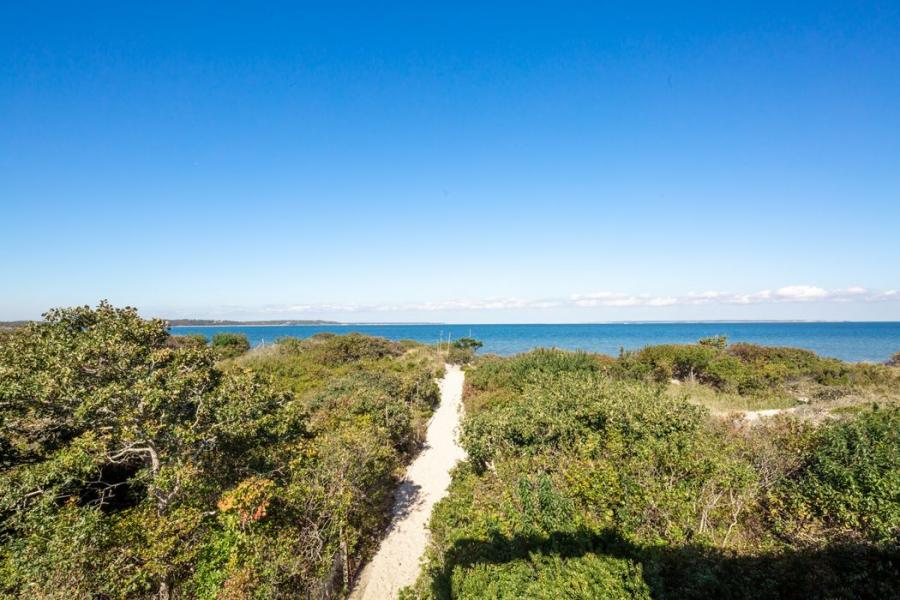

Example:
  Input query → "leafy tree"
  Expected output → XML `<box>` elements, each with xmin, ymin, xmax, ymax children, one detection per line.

<box><xmin>0</xmin><ymin>302</ymin><xmax>290</xmax><ymax>598</ymax></box>
<box><xmin>0</xmin><ymin>304</ymin><xmax>446</xmax><ymax>598</ymax></box>
<box><xmin>210</xmin><ymin>332</ymin><xmax>250</xmax><ymax>358</ymax></box>
<box><xmin>698</xmin><ymin>335</ymin><xmax>728</xmax><ymax>350</ymax></box>
<box><xmin>453</xmin><ymin>337</ymin><xmax>483</xmax><ymax>351</ymax></box>
<box><xmin>165</xmin><ymin>333</ymin><xmax>208</xmax><ymax>349</ymax></box>
<box><xmin>448</xmin><ymin>337</ymin><xmax>484</xmax><ymax>365</ymax></box>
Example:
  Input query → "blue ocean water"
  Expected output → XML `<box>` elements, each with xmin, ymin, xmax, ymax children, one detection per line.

<box><xmin>169</xmin><ymin>322</ymin><xmax>900</xmax><ymax>363</ymax></box>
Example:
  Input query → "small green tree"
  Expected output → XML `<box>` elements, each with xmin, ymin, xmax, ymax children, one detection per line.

<box><xmin>166</xmin><ymin>333</ymin><xmax>208</xmax><ymax>349</ymax></box>
<box><xmin>698</xmin><ymin>335</ymin><xmax>728</xmax><ymax>350</ymax></box>
<box><xmin>211</xmin><ymin>332</ymin><xmax>250</xmax><ymax>358</ymax></box>
<box><xmin>448</xmin><ymin>337</ymin><xmax>483</xmax><ymax>365</ymax></box>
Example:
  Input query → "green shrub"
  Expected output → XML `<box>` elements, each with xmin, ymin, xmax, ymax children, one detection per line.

<box><xmin>698</xmin><ymin>335</ymin><xmax>728</xmax><ymax>350</ymax></box>
<box><xmin>775</xmin><ymin>406</ymin><xmax>900</xmax><ymax>542</ymax></box>
<box><xmin>310</xmin><ymin>370</ymin><xmax>439</xmax><ymax>453</ymax></box>
<box><xmin>468</xmin><ymin>349</ymin><xmax>602</xmax><ymax>393</ymax></box>
<box><xmin>0</xmin><ymin>305</ymin><xmax>443</xmax><ymax>598</ymax></box>
<box><xmin>462</xmin><ymin>372</ymin><xmax>706</xmax><ymax>471</ymax></box>
<box><xmin>308</xmin><ymin>332</ymin><xmax>404</xmax><ymax>365</ymax></box>
<box><xmin>413</xmin><ymin>348</ymin><xmax>898</xmax><ymax>600</ymax></box>
<box><xmin>166</xmin><ymin>333</ymin><xmax>208</xmax><ymax>349</ymax></box>
<box><xmin>617</xmin><ymin>344</ymin><xmax>725</xmax><ymax>385</ymax></box>
<box><xmin>0</xmin><ymin>303</ymin><xmax>289</xmax><ymax>597</ymax></box>
<box><xmin>448</xmin><ymin>551</ymin><xmax>651</xmax><ymax>599</ymax></box>
<box><xmin>448</xmin><ymin>338</ymin><xmax>483</xmax><ymax>365</ymax></box>
<box><xmin>614</xmin><ymin>341</ymin><xmax>891</xmax><ymax>396</ymax></box>
<box><xmin>211</xmin><ymin>332</ymin><xmax>250</xmax><ymax>358</ymax></box>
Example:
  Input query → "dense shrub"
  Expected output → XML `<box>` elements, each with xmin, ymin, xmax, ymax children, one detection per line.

<box><xmin>773</xmin><ymin>406</ymin><xmax>900</xmax><ymax>542</ymax></box>
<box><xmin>309</xmin><ymin>370</ymin><xmax>439</xmax><ymax>454</ymax></box>
<box><xmin>462</xmin><ymin>372</ymin><xmax>706</xmax><ymax>472</ymax></box>
<box><xmin>165</xmin><ymin>333</ymin><xmax>208</xmax><ymax>349</ymax></box>
<box><xmin>615</xmin><ymin>343</ymin><xmax>754</xmax><ymax>391</ymax></box>
<box><xmin>408</xmin><ymin>347</ymin><xmax>900</xmax><ymax>600</ymax></box>
<box><xmin>447</xmin><ymin>338</ymin><xmax>483</xmax><ymax>365</ymax></box>
<box><xmin>0</xmin><ymin>304</ymin><xmax>288</xmax><ymax>596</ymax></box>
<box><xmin>210</xmin><ymin>332</ymin><xmax>250</xmax><ymax>358</ymax></box>
<box><xmin>304</xmin><ymin>332</ymin><xmax>405</xmax><ymax>365</ymax></box>
<box><xmin>445</xmin><ymin>550</ymin><xmax>651</xmax><ymax>599</ymax></box>
<box><xmin>468</xmin><ymin>349</ymin><xmax>603</xmax><ymax>393</ymax></box>
<box><xmin>698</xmin><ymin>335</ymin><xmax>728</xmax><ymax>350</ymax></box>
<box><xmin>0</xmin><ymin>304</ymin><xmax>443</xmax><ymax>598</ymax></box>
<box><xmin>614</xmin><ymin>340</ymin><xmax>898</xmax><ymax>396</ymax></box>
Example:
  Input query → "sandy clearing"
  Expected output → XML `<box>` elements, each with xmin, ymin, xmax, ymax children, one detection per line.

<box><xmin>741</xmin><ymin>408</ymin><xmax>794</xmax><ymax>421</ymax></box>
<box><xmin>349</xmin><ymin>364</ymin><xmax>466</xmax><ymax>600</ymax></box>
<box><xmin>729</xmin><ymin>406</ymin><xmax>801</xmax><ymax>423</ymax></box>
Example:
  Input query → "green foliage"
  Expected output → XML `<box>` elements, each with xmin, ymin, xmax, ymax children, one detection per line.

<box><xmin>462</xmin><ymin>372</ymin><xmax>706</xmax><ymax>472</ymax></box>
<box><xmin>305</xmin><ymin>332</ymin><xmax>404</xmax><ymax>365</ymax></box>
<box><xmin>773</xmin><ymin>406</ymin><xmax>900</xmax><ymax>542</ymax></box>
<box><xmin>468</xmin><ymin>348</ymin><xmax>603</xmax><ymax>393</ymax></box>
<box><xmin>698</xmin><ymin>335</ymin><xmax>728</xmax><ymax>350</ymax></box>
<box><xmin>166</xmin><ymin>333</ymin><xmax>208</xmax><ymax>349</ymax></box>
<box><xmin>210</xmin><ymin>332</ymin><xmax>250</xmax><ymax>358</ymax></box>
<box><xmin>0</xmin><ymin>302</ymin><xmax>287</xmax><ymax>596</ymax></box>
<box><xmin>614</xmin><ymin>340</ymin><xmax>898</xmax><ymax>396</ymax></box>
<box><xmin>447</xmin><ymin>338</ymin><xmax>483</xmax><ymax>365</ymax></box>
<box><xmin>0</xmin><ymin>303</ymin><xmax>443</xmax><ymax>598</ymax></box>
<box><xmin>309</xmin><ymin>369</ymin><xmax>440</xmax><ymax>453</ymax></box>
<box><xmin>453</xmin><ymin>337</ymin><xmax>483</xmax><ymax>350</ymax></box>
<box><xmin>446</xmin><ymin>550</ymin><xmax>650</xmax><ymax>599</ymax></box>
<box><xmin>409</xmin><ymin>346</ymin><xmax>900</xmax><ymax>600</ymax></box>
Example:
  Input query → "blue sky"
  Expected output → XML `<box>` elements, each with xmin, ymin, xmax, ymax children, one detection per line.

<box><xmin>2</xmin><ymin>2</ymin><xmax>899</xmax><ymax>322</ymax></box>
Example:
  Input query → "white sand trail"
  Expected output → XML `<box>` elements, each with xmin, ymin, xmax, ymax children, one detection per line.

<box><xmin>349</xmin><ymin>364</ymin><xmax>466</xmax><ymax>600</ymax></box>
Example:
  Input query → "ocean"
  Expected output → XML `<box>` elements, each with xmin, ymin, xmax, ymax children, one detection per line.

<box><xmin>168</xmin><ymin>322</ymin><xmax>900</xmax><ymax>363</ymax></box>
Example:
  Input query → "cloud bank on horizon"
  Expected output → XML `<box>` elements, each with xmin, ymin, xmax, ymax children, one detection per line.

<box><xmin>152</xmin><ymin>285</ymin><xmax>899</xmax><ymax>321</ymax></box>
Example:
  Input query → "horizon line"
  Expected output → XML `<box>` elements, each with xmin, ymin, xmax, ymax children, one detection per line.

<box><xmin>164</xmin><ymin>319</ymin><xmax>900</xmax><ymax>326</ymax></box>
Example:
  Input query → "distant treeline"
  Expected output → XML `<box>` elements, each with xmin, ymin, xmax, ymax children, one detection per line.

<box><xmin>165</xmin><ymin>318</ymin><xmax>340</xmax><ymax>326</ymax></box>
<box><xmin>0</xmin><ymin>318</ymin><xmax>342</xmax><ymax>330</ymax></box>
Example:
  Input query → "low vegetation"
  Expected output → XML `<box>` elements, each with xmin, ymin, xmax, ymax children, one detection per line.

<box><xmin>447</xmin><ymin>337</ymin><xmax>484</xmax><ymax>365</ymax></box>
<box><xmin>211</xmin><ymin>332</ymin><xmax>251</xmax><ymax>359</ymax></box>
<box><xmin>3</xmin><ymin>310</ymin><xmax>896</xmax><ymax>599</ymax></box>
<box><xmin>0</xmin><ymin>303</ymin><xmax>443</xmax><ymax>598</ymax></box>
<box><xmin>406</xmin><ymin>345</ymin><xmax>900</xmax><ymax>599</ymax></box>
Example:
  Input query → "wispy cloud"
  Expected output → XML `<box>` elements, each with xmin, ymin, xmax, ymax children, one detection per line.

<box><xmin>244</xmin><ymin>285</ymin><xmax>898</xmax><ymax>315</ymax></box>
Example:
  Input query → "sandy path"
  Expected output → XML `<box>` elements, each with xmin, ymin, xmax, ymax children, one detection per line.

<box><xmin>349</xmin><ymin>364</ymin><xmax>466</xmax><ymax>600</ymax></box>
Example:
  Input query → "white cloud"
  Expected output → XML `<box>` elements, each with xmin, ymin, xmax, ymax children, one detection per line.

<box><xmin>243</xmin><ymin>285</ymin><xmax>899</xmax><ymax>315</ymax></box>
<box><xmin>775</xmin><ymin>285</ymin><xmax>829</xmax><ymax>300</ymax></box>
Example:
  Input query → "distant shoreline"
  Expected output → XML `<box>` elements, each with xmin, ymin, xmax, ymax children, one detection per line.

<box><xmin>5</xmin><ymin>319</ymin><xmax>900</xmax><ymax>329</ymax></box>
<box><xmin>164</xmin><ymin>320</ymin><xmax>900</xmax><ymax>326</ymax></box>
<box><xmin>165</xmin><ymin>319</ymin><xmax>340</xmax><ymax>327</ymax></box>
<box><xmin>167</xmin><ymin>321</ymin><xmax>445</xmax><ymax>327</ymax></box>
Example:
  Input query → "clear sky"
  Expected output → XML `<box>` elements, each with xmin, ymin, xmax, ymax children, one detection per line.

<box><xmin>2</xmin><ymin>2</ymin><xmax>899</xmax><ymax>322</ymax></box>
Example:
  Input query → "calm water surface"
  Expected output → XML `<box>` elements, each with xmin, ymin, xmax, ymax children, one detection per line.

<box><xmin>169</xmin><ymin>322</ymin><xmax>900</xmax><ymax>363</ymax></box>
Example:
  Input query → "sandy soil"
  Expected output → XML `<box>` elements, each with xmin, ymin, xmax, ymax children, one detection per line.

<box><xmin>737</xmin><ymin>407</ymin><xmax>799</xmax><ymax>422</ymax></box>
<box><xmin>349</xmin><ymin>364</ymin><xmax>466</xmax><ymax>600</ymax></box>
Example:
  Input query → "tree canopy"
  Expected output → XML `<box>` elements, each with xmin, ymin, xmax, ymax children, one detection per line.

<box><xmin>0</xmin><ymin>302</ymin><xmax>443</xmax><ymax>598</ymax></box>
